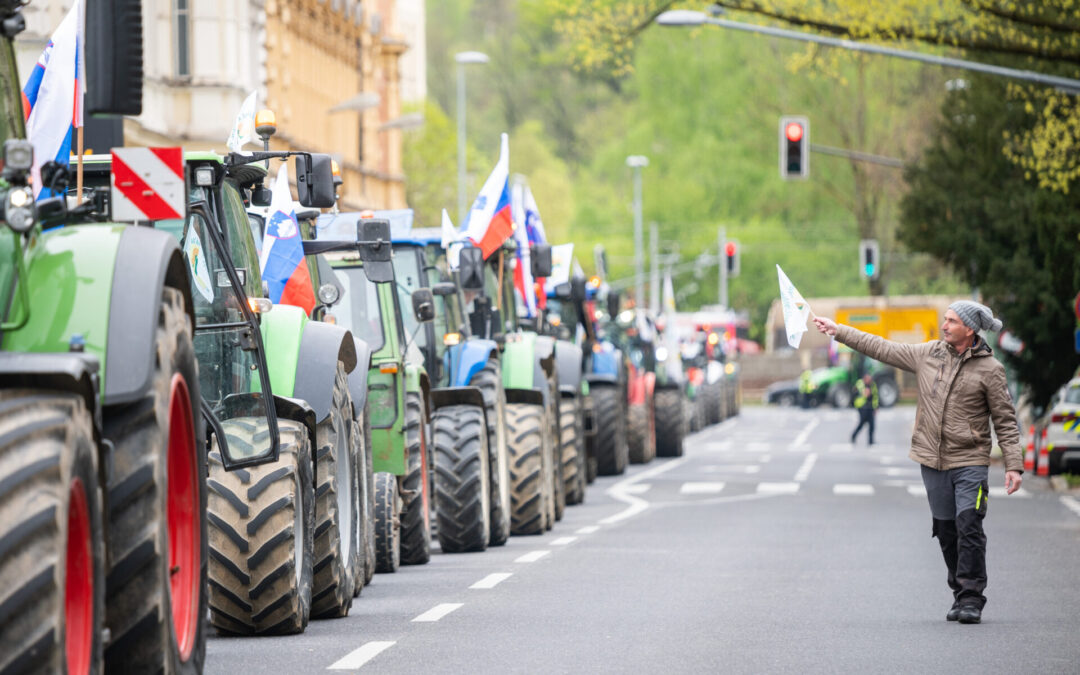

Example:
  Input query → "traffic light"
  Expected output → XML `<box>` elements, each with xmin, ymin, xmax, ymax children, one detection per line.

<box><xmin>724</xmin><ymin>240</ymin><xmax>740</xmax><ymax>277</ymax></box>
<box><xmin>779</xmin><ymin>115</ymin><xmax>809</xmax><ymax>180</ymax></box>
<box><xmin>859</xmin><ymin>239</ymin><xmax>880</xmax><ymax>280</ymax></box>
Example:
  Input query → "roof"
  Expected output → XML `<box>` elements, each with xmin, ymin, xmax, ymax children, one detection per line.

<box><xmin>316</xmin><ymin>210</ymin><xmax>414</xmax><ymax>242</ymax></box>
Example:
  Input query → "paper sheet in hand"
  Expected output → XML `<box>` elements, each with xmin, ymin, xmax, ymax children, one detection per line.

<box><xmin>776</xmin><ymin>265</ymin><xmax>811</xmax><ymax>348</ymax></box>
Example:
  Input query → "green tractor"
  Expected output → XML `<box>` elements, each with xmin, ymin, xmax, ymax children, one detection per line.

<box><xmin>314</xmin><ymin>214</ymin><xmax>436</xmax><ymax>570</ymax></box>
<box><xmin>0</xmin><ymin>2</ymin><xmax>235</xmax><ymax>670</ymax></box>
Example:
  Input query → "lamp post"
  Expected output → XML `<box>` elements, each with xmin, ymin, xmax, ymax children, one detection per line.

<box><xmin>626</xmin><ymin>155</ymin><xmax>649</xmax><ymax>310</ymax></box>
<box><xmin>455</xmin><ymin>51</ymin><xmax>490</xmax><ymax>225</ymax></box>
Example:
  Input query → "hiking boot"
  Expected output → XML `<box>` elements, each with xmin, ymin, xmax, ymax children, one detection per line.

<box><xmin>957</xmin><ymin>605</ymin><xmax>982</xmax><ymax>624</ymax></box>
<box><xmin>946</xmin><ymin>603</ymin><xmax>961</xmax><ymax>622</ymax></box>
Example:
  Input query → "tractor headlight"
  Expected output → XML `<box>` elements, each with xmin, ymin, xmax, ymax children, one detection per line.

<box><xmin>4</xmin><ymin>186</ymin><xmax>35</xmax><ymax>232</ymax></box>
<box><xmin>3</xmin><ymin>139</ymin><xmax>33</xmax><ymax>172</ymax></box>
<box><xmin>655</xmin><ymin>347</ymin><xmax>669</xmax><ymax>362</ymax></box>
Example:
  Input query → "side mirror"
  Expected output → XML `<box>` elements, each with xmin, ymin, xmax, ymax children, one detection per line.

<box><xmin>459</xmin><ymin>245</ymin><xmax>485</xmax><ymax>291</ymax></box>
<box><xmin>531</xmin><ymin>243</ymin><xmax>552</xmax><ymax>278</ymax></box>
<box><xmin>553</xmin><ymin>283</ymin><xmax>571</xmax><ymax>299</ymax></box>
<box><xmin>411</xmin><ymin>288</ymin><xmax>436</xmax><ymax>323</ymax></box>
<box><xmin>432</xmin><ymin>282</ymin><xmax>457</xmax><ymax>297</ymax></box>
<box><xmin>606</xmin><ymin>291</ymin><xmax>620</xmax><ymax>319</ymax></box>
<box><xmin>295</xmin><ymin>153</ymin><xmax>336</xmax><ymax>208</ymax></box>
<box><xmin>357</xmin><ymin>219</ymin><xmax>394</xmax><ymax>283</ymax></box>
<box><xmin>251</xmin><ymin>185</ymin><xmax>272</xmax><ymax>207</ymax></box>
<box><xmin>570</xmin><ymin>275</ymin><xmax>587</xmax><ymax>303</ymax></box>
<box><xmin>216</xmin><ymin>268</ymin><xmax>247</xmax><ymax>288</ymax></box>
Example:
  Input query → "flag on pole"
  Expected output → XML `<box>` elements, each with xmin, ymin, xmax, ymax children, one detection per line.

<box><xmin>227</xmin><ymin>90</ymin><xmax>258</xmax><ymax>153</ymax></box>
<box><xmin>776</xmin><ymin>264</ymin><xmax>812</xmax><ymax>348</ymax></box>
<box><xmin>441</xmin><ymin>208</ymin><xmax>463</xmax><ymax>269</ymax></box>
<box><xmin>662</xmin><ymin>271</ymin><xmax>676</xmax><ymax>316</ymax></box>
<box><xmin>23</xmin><ymin>0</ymin><xmax>85</xmax><ymax>199</ymax></box>
<box><xmin>511</xmin><ymin>182</ymin><xmax>538</xmax><ymax>316</ymax></box>
<box><xmin>462</xmin><ymin>133</ymin><xmax>513</xmax><ymax>259</ymax></box>
<box><xmin>260</xmin><ymin>165</ymin><xmax>316</xmax><ymax>314</ymax></box>
<box><xmin>523</xmin><ymin>185</ymin><xmax>548</xmax><ymax>309</ymax></box>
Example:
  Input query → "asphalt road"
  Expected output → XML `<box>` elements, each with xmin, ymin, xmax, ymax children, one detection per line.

<box><xmin>205</xmin><ymin>405</ymin><xmax>1080</xmax><ymax>674</ymax></box>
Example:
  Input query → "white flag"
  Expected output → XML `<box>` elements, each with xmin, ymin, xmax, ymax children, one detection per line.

<box><xmin>227</xmin><ymin>91</ymin><xmax>257</xmax><ymax>153</ymax></box>
<box><xmin>441</xmin><ymin>208</ymin><xmax>462</xmax><ymax>269</ymax></box>
<box><xmin>776</xmin><ymin>265</ymin><xmax>811</xmax><ymax>349</ymax></box>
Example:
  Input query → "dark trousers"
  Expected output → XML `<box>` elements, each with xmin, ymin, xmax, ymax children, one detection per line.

<box><xmin>851</xmin><ymin>408</ymin><xmax>875</xmax><ymax>444</ymax></box>
<box><xmin>923</xmin><ymin>466</ymin><xmax>989</xmax><ymax>610</ymax></box>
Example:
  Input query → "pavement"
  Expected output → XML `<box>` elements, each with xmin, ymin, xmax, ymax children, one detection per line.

<box><xmin>205</xmin><ymin>405</ymin><xmax>1080</xmax><ymax>674</ymax></box>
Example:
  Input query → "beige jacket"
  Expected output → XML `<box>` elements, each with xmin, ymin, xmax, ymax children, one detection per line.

<box><xmin>834</xmin><ymin>325</ymin><xmax>1024</xmax><ymax>473</ymax></box>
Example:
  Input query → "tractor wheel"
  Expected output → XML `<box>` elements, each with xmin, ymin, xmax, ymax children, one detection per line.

<box><xmin>505</xmin><ymin>402</ymin><xmax>548</xmax><ymax>535</ymax></box>
<box><xmin>592</xmin><ymin>386</ymin><xmax>628</xmax><ymax>476</ymax></box>
<box><xmin>103</xmin><ymin>288</ymin><xmax>206</xmax><ymax>672</ymax></box>
<box><xmin>311</xmin><ymin>364</ymin><xmax>359</xmax><ymax>619</ymax></box>
<box><xmin>547</xmin><ymin>398</ymin><xmax>563</xmax><ymax>528</ymax></box>
<box><xmin>433</xmin><ymin>405</ymin><xmax>491</xmax><ymax>552</ymax></box>
<box><xmin>472</xmin><ymin>360</ymin><xmax>510</xmax><ymax>547</ymax></box>
<box><xmin>353</xmin><ymin>400</ymin><xmax>375</xmax><ymax>595</ymax></box>
<box><xmin>207</xmin><ymin>418</ymin><xmax>314</xmax><ymax>635</ymax></box>
<box><xmin>399</xmin><ymin>392</ymin><xmax>431</xmax><ymax>566</ymax></box>
<box><xmin>373</xmin><ymin>472</ymin><xmax>401</xmax><ymax>573</ymax></box>
<box><xmin>876</xmin><ymin>377</ymin><xmax>899</xmax><ymax>408</ymax></box>
<box><xmin>0</xmin><ymin>392</ymin><xmax>103</xmax><ymax>675</ymax></box>
<box><xmin>627</xmin><ymin>403</ymin><xmax>654</xmax><ymax>464</ymax></box>
<box><xmin>559</xmin><ymin>396</ymin><xmax>586</xmax><ymax>505</ymax></box>
<box><xmin>704</xmin><ymin>383</ymin><xmax>722</xmax><ymax>425</ymax></box>
<box><xmin>655</xmin><ymin>389</ymin><xmax>687</xmax><ymax>457</ymax></box>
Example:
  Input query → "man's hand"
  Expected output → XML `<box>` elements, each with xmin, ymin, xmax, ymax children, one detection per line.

<box><xmin>813</xmin><ymin>317</ymin><xmax>838</xmax><ymax>336</ymax></box>
<box><xmin>1005</xmin><ymin>470</ymin><xmax>1022</xmax><ymax>495</ymax></box>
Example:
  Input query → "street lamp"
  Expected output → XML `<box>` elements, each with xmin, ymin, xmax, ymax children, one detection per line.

<box><xmin>626</xmin><ymin>155</ymin><xmax>649</xmax><ymax>310</ymax></box>
<box><xmin>455</xmin><ymin>50</ymin><xmax>490</xmax><ymax>225</ymax></box>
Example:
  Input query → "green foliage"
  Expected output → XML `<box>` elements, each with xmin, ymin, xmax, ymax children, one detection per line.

<box><xmin>899</xmin><ymin>75</ymin><xmax>1080</xmax><ymax>408</ymax></box>
<box><xmin>402</xmin><ymin>100</ymin><xmax>457</xmax><ymax>228</ymax></box>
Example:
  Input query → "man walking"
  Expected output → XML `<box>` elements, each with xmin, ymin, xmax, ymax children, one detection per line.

<box><xmin>850</xmin><ymin>373</ymin><xmax>878</xmax><ymax>445</ymax></box>
<box><xmin>813</xmin><ymin>300</ymin><xmax>1023</xmax><ymax>625</ymax></box>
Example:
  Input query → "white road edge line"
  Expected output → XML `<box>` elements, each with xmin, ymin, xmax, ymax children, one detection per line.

<box><xmin>327</xmin><ymin>641</ymin><xmax>396</xmax><ymax>670</ymax></box>
<box><xmin>791</xmin><ymin>418</ymin><xmax>819</xmax><ymax>448</ymax></box>
<box><xmin>550</xmin><ymin>536</ymin><xmax>577</xmax><ymax>546</ymax></box>
<box><xmin>470</xmin><ymin>573</ymin><xmax>513</xmax><ymax>590</ymax></box>
<box><xmin>515</xmin><ymin>550</ymin><xmax>551</xmax><ymax>563</ymax></box>
<box><xmin>412</xmin><ymin>603</ymin><xmax>464</xmax><ymax>622</ymax></box>
<box><xmin>794</xmin><ymin>453</ymin><xmax>818</xmax><ymax>482</ymax></box>
<box><xmin>576</xmin><ymin>525</ymin><xmax>600</xmax><ymax>534</ymax></box>
<box><xmin>601</xmin><ymin>457</ymin><xmax>691</xmax><ymax>525</ymax></box>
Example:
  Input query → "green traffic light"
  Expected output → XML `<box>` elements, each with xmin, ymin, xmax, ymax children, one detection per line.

<box><xmin>864</xmin><ymin>263</ymin><xmax>875</xmax><ymax>277</ymax></box>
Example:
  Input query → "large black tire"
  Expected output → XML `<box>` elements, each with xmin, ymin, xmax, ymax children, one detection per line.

<box><xmin>592</xmin><ymin>386</ymin><xmax>628</xmax><ymax>476</ymax></box>
<box><xmin>704</xmin><ymin>382</ymin><xmax>723</xmax><ymax>425</ymax></box>
<box><xmin>547</xmin><ymin>396</ymin><xmax>563</xmax><ymax>528</ymax></box>
<box><xmin>399</xmin><ymin>391</ymin><xmax>431</xmax><ymax>565</ymax></box>
<box><xmin>472</xmin><ymin>360</ymin><xmax>511</xmax><ymax>547</ymax></box>
<box><xmin>103</xmin><ymin>287</ymin><xmax>207</xmax><ymax>672</ymax></box>
<box><xmin>627</xmin><ymin>399</ymin><xmax>656</xmax><ymax>465</ymax></box>
<box><xmin>207</xmin><ymin>418</ymin><xmax>314</xmax><ymax>635</ymax></box>
<box><xmin>583</xmin><ymin>394</ymin><xmax>598</xmax><ymax>484</ymax></box>
<box><xmin>433</xmin><ymin>405</ymin><xmax>491</xmax><ymax>552</ymax></box>
<box><xmin>876</xmin><ymin>376</ymin><xmax>899</xmax><ymax>408</ymax></box>
<box><xmin>655</xmin><ymin>389</ymin><xmax>687</xmax><ymax>457</ymax></box>
<box><xmin>311</xmin><ymin>364</ymin><xmax>359</xmax><ymax>619</ymax></box>
<box><xmin>360</xmin><ymin>404</ymin><xmax>376</xmax><ymax>587</ymax></box>
<box><xmin>559</xmin><ymin>396</ymin><xmax>586</xmax><ymax>505</ymax></box>
<box><xmin>0</xmin><ymin>392</ymin><xmax>104</xmax><ymax>674</ymax></box>
<box><xmin>373</xmin><ymin>472</ymin><xmax>400</xmax><ymax>573</ymax></box>
<box><xmin>505</xmin><ymin>402</ymin><xmax>548</xmax><ymax>535</ymax></box>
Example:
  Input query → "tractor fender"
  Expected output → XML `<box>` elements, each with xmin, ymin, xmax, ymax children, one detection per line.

<box><xmin>274</xmin><ymin>394</ymin><xmax>318</xmax><ymax>461</ymax></box>
<box><xmin>259</xmin><ymin>304</ymin><xmax>309</xmax><ymax>399</ymax></box>
<box><xmin>505</xmin><ymin>388</ymin><xmax>544</xmax><ymax>407</ymax></box>
<box><xmin>347</xmin><ymin>335</ymin><xmax>372</xmax><ymax>418</ymax></box>
<box><xmin>0</xmin><ymin>352</ymin><xmax>102</xmax><ymax>433</ymax></box>
<box><xmin>405</xmin><ymin>363</ymin><xmax>432</xmax><ymax>422</ymax></box>
<box><xmin>554</xmin><ymin>340</ymin><xmax>583</xmax><ymax>396</ymax></box>
<box><xmin>430</xmin><ymin>386</ymin><xmax>485</xmax><ymax>411</ymax></box>
<box><xmin>104</xmin><ymin>226</ymin><xmax>194</xmax><ymax>406</ymax></box>
<box><xmin>293</xmin><ymin>320</ymin><xmax>358</xmax><ymax>422</ymax></box>
<box><xmin>450</xmin><ymin>338</ymin><xmax>498</xmax><ymax>388</ymax></box>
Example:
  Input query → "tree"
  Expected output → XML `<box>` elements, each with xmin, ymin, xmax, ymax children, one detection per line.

<box><xmin>402</xmin><ymin>100</ymin><xmax>458</xmax><ymax>228</ymax></box>
<box><xmin>899</xmin><ymin>75</ymin><xmax>1080</xmax><ymax>408</ymax></box>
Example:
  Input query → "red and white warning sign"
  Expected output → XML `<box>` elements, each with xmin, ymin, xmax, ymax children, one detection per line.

<box><xmin>111</xmin><ymin>147</ymin><xmax>185</xmax><ymax>221</ymax></box>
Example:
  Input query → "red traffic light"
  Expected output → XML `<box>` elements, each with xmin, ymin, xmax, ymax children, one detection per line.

<box><xmin>785</xmin><ymin>122</ymin><xmax>804</xmax><ymax>143</ymax></box>
<box><xmin>725</xmin><ymin>242</ymin><xmax>736</xmax><ymax>256</ymax></box>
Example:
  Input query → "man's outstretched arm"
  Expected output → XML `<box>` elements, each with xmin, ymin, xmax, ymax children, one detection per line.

<box><xmin>813</xmin><ymin>317</ymin><xmax>927</xmax><ymax>374</ymax></box>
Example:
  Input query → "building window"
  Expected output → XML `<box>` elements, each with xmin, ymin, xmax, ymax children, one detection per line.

<box><xmin>175</xmin><ymin>0</ymin><xmax>190</xmax><ymax>78</ymax></box>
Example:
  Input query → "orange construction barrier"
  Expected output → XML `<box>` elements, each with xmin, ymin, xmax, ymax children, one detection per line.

<box><xmin>1023</xmin><ymin>425</ymin><xmax>1035</xmax><ymax>472</ymax></box>
<box><xmin>1036</xmin><ymin>427</ymin><xmax>1050</xmax><ymax>477</ymax></box>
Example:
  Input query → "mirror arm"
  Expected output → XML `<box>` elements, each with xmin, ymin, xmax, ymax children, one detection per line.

<box><xmin>225</xmin><ymin>150</ymin><xmax>311</xmax><ymax>167</ymax></box>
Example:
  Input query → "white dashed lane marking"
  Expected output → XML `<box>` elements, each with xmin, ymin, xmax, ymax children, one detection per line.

<box><xmin>412</xmin><ymin>603</ymin><xmax>463</xmax><ymax>622</ymax></box>
<box><xmin>515</xmin><ymin>550</ymin><xmax>550</xmax><ymax>563</ymax></box>
<box><xmin>833</xmin><ymin>483</ymin><xmax>875</xmax><ymax>496</ymax></box>
<box><xmin>576</xmin><ymin>525</ymin><xmax>600</xmax><ymax>534</ymax></box>
<box><xmin>680</xmin><ymin>482</ymin><xmax>726</xmax><ymax>495</ymax></box>
<box><xmin>622</xmin><ymin>483</ymin><xmax>651</xmax><ymax>494</ymax></box>
<box><xmin>551</xmin><ymin>537</ymin><xmax>577</xmax><ymax>546</ymax></box>
<box><xmin>327</xmin><ymin>641</ymin><xmax>396</xmax><ymax>670</ymax></box>
<box><xmin>757</xmin><ymin>482</ymin><xmax>800</xmax><ymax>495</ymax></box>
<box><xmin>470</xmin><ymin>573</ymin><xmax>513</xmax><ymax>590</ymax></box>
<box><xmin>793</xmin><ymin>453</ymin><xmax>817</xmax><ymax>482</ymax></box>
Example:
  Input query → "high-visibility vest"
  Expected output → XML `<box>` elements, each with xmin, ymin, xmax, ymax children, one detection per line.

<box><xmin>854</xmin><ymin>381</ymin><xmax>879</xmax><ymax>409</ymax></box>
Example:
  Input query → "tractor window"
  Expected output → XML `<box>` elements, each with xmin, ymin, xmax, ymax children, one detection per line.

<box><xmin>334</xmin><ymin>265</ymin><xmax>385</xmax><ymax>352</ymax></box>
<box><xmin>391</xmin><ymin>247</ymin><xmax>429</xmax><ymax>357</ymax></box>
<box><xmin>220</xmin><ymin>181</ymin><xmax>264</xmax><ymax>299</ymax></box>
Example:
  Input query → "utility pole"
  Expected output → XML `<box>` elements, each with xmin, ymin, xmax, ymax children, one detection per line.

<box><xmin>455</xmin><ymin>51</ymin><xmax>490</xmax><ymax>225</ymax></box>
<box><xmin>717</xmin><ymin>226</ymin><xmax>727</xmax><ymax>309</ymax></box>
<box><xmin>626</xmin><ymin>155</ymin><xmax>649</xmax><ymax>309</ymax></box>
<box><xmin>649</xmin><ymin>222</ymin><xmax>660</xmax><ymax>315</ymax></box>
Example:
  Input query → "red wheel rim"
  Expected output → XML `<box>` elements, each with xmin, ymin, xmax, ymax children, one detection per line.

<box><xmin>66</xmin><ymin>478</ymin><xmax>93</xmax><ymax>675</ymax></box>
<box><xmin>167</xmin><ymin>374</ymin><xmax>199</xmax><ymax>660</ymax></box>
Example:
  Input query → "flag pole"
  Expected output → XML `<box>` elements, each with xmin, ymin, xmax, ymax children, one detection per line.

<box><xmin>76</xmin><ymin>125</ymin><xmax>84</xmax><ymax>204</ymax></box>
<box><xmin>496</xmin><ymin>248</ymin><xmax>505</xmax><ymax>312</ymax></box>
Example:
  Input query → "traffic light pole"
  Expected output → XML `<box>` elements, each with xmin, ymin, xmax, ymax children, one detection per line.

<box><xmin>718</xmin><ymin>226</ymin><xmax>728</xmax><ymax>309</ymax></box>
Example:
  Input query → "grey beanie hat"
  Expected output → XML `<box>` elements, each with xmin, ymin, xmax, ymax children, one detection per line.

<box><xmin>948</xmin><ymin>300</ymin><xmax>1002</xmax><ymax>332</ymax></box>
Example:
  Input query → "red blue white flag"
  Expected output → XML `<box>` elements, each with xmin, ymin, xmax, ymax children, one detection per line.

<box><xmin>260</xmin><ymin>165</ymin><xmax>316</xmax><ymax>314</ymax></box>
<box><xmin>462</xmin><ymin>133</ymin><xmax>513</xmax><ymax>259</ymax></box>
<box><xmin>22</xmin><ymin>0</ymin><xmax>85</xmax><ymax>199</ymax></box>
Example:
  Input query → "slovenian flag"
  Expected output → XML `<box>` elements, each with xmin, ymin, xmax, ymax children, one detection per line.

<box><xmin>462</xmin><ymin>133</ymin><xmax>513</xmax><ymax>259</ymax></box>
<box><xmin>523</xmin><ymin>185</ymin><xmax>548</xmax><ymax>310</ymax></box>
<box><xmin>23</xmin><ymin>0</ymin><xmax>85</xmax><ymax>199</ymax></box>
<box><xmin>260</xmin><ymin>165</ymin><xmax>316</xmax><ymax>314</ymax></box>
<box><xmin>510</xmin><ymin>182</ymin><xmax>537</xmax><ymax>317</ymax></box>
